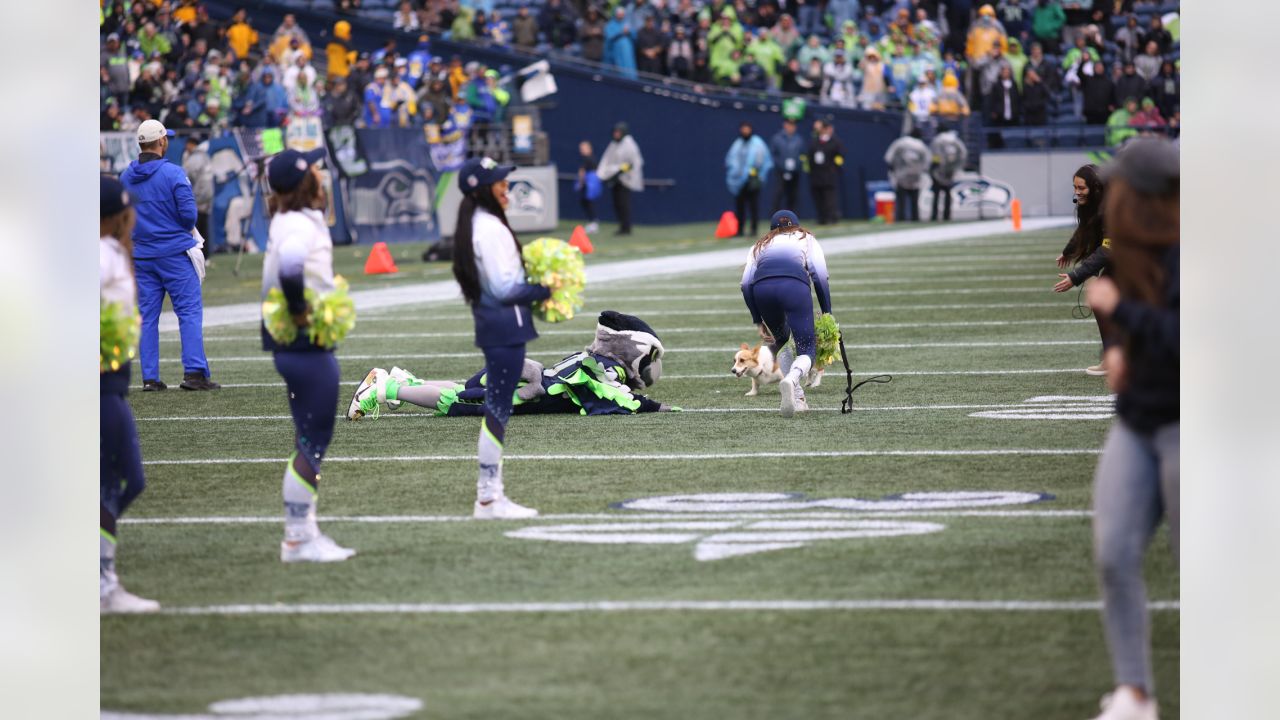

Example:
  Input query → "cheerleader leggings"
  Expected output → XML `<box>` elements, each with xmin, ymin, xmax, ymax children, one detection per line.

<box><xmin>273</xmin><ymin>351</ymin><xmax>340</xmax><ymax>479</ymax></box>
<box><xmin>101</xmin><ymin>390</ymin><xmax>145</xmax><ymax>536</ymax></box>
<box><xmin>481</xmin><ymin>343</ymin><xmax>526</xmax><ymax>442</ymax></box>
<box><xmin>750</xmin><ymin>276</ymin><xmax>817</xmax><ymax>362</ymax></box>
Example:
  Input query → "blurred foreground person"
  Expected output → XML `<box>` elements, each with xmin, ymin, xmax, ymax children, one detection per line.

<box><xmin>1083</xmin><ymin>138</ymin><xmax>1179</xmax><ymax>720</ymax></box>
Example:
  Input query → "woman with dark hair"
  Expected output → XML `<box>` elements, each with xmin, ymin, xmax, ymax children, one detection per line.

<box><xmin>100</xmin><ymin>176</ymin><xmax>159</xmax><ymax>613</ymax></box>
<box><xmin>451</xmin><ymin>156</ymin><xmax>549</xmax><ymax>518</ymax></box>
<box><xmin>262</xmin><ymin>148</ymin><xmax>356</xmax><ymax>563</ymax></box>
<box><xmin>740</xmin><ymin>210</ymin><xmax>832</xmax><ymax>417</ymax></box>
<box><xmin>1082</xmin><ymin>138</ymin><xmax>1179</xmax><ymax>720</ymax></box>
<box><xmin>1054</xmin><ymin>163</ymin><xmax>1113</xmax><ymax>375</ymax></box>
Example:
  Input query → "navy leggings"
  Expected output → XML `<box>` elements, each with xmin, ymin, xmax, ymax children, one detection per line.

<box><xmin>481</xmin><ymin>343</ymin><xmax>526</xmax><ymax>442</ymax></box>
<box><xmin>273</xmin><ymin>351</ymin><xmax>340</xmax><ymax>477</ymax></box>
<box><xmin>101</xmin><ymin>368</ymin><xmax>145</xmax><ymax>535</ymax></box>
<box><xmin>750</xmin><ymin>277</ymin><xmax>817</xmax><ymax>362</ymax></box>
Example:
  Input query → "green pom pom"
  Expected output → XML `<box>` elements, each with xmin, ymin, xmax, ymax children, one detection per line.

<box><xmin>261</xmin><ymin>276</ymin><xmax>357</xmax><ymax>349</ymax></box>
<box><xmin>100</xmin><ymin>302</ymin><xmax>140</xmax><ymax>373</ymax></box>
<box><xmin>814</xmin><ymin>313</ymin><xmax>840</xmax><ymax>369</ymax></box>
<box><xmin>522</xmin><ymin>237</ymin><xmax>587</xmax><ymax>323</ymax></box>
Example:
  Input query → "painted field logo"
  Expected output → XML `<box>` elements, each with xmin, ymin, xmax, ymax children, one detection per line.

<box><xmin>101</xmin><ymin>693</ymin><xmax>422</xmax><ymax>720</ymax></box>
<box><xmin>970</xmin><ymin>395</ymin><xmax>1114</xmax><ymax>421</ymax></box>
<box><xmin>507</xmin><ymin>491</ymin><xmax>1053</xmax><ymax>562</ymax></box>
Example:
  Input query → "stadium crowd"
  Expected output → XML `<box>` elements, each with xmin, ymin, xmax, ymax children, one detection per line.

<box><xmin>100</xmin><ymin>1</ymin><xmax>1179</xmax><ymax>141</ymax></box>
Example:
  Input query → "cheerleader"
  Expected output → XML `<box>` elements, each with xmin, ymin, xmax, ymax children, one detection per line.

<box><xmin>449</xmin><ymin>156</ymin><xmax>550</xmax><ymax>519</ymax></box>
<box><xmin>262</xmin><ymin>149</ymin><xmax>355</xmax><ymax>563</ymax></box>
<box><xmin>100</xmin><ymin>176</ymin><xmax>158</xmax><ymax>613</ymax></box>
<box><xmin>740</xmin><ymin>210</ymin><xmax>832</xmax><ymax>417</ymax></box>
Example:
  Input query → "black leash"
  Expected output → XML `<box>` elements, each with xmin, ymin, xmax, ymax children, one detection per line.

<box><xmin>838</xmin><ymin>330</ymin><xmax>892</xmax><ymax>414</ymax></box>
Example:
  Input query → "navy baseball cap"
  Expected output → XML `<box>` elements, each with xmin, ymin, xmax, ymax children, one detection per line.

<box><xmin>101</xmin><ymin>175</ymin><xmax>131</xmax><ymax>218</ymax></box>
<box><xmin>267</xmin><ymin>148</ymin><xmax>326</xmax><ymax>193</ymax></box>
<box><xmin>457</xmin><ymin>156</ymin><xmax>514</xmax><ymax>194</ymax></box>
<box><xmin>770</xmin><ymin>210</ymin><xmax>800</xmax><ymax>230</ymax></box>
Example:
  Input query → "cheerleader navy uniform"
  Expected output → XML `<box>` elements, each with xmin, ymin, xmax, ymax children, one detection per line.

<box><xmin>740</xmin><ymin>227</ymin><xmax>833</xmax><ymax>362</ymax></box>
<box><xmin>100</xmin><ymin>235</ymin><xmax>145</xmax><ymax>546</ymax></box>
<box><xmin>262</xmin><ymin>202</ymin><xmax>353</xmax><ymax>561</ymax></box>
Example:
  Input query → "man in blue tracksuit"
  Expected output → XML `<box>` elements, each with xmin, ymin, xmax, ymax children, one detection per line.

<box><xmin>120</xmin><ymin>119</ymin><xmax>219</xmax><ymax>391</ymax></box>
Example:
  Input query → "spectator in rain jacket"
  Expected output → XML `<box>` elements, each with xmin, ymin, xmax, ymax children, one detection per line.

<box><xmin>605</xmin><ymin>7</ymin><xmax>639</xmax><ymax>79</ymax></box>
<box><xmin>725</xmin><ymin>121</ymin><xmax>774</xmax><ymax>237</ymax></box>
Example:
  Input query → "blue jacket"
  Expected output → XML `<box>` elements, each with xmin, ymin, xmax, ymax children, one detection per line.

<box><xmin>725</xmin><ymin>134</ymin><xmax>774</xmax><ymax>195</ymax></box>
<box><xmin>769</xmin><ymin>129</ymin><xmax>807</xmax><ymax>180</ymax></box>
<box><xmin>120</xmin><ymin>155</ymin><xmax>197</xmax><ymax>259</ymax></box>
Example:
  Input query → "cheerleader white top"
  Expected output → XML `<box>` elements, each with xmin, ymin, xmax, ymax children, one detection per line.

<box><xmin>740</xmin><ymin>229</ymin><xmax>833</xmax><ymax>322</ymax></box>
<box><xmin>261</xmin><ymin>208</ymin><xmax>335</xmax><ymax>351</ymax></box>
<box><xmin>468</xmin><ymin>208</ymin><xmax>549</xmax><ymax>347</ymax></box>
<box><xmin>101</xmin><ymin>235</ymin><xmax>136</xmax><ymax>309</ymax></box>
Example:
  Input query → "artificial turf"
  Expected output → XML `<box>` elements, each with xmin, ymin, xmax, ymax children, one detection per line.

<box><xmin>101</xmin><ymin>226</ymin><xmax>1179</xmax><ymax>719</ymax></box>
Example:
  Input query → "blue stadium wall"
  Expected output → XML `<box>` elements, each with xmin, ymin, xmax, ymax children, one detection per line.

<box><xmin>209</xmin><ymin>1</ymin><xmax>904</xmax><ymax>224</ymax></box>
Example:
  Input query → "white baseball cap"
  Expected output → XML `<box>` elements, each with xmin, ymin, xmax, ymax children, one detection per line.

<box><xmin>137</xmin><ymin>119</ymin><xmax>174</xmax><ymax>144</ymax></box>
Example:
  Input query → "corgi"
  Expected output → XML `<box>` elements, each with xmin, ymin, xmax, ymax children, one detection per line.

<box><xmin>731</xmin><ymin>343</ymin><xmax>824</xmax><ymax>396</ymax></box>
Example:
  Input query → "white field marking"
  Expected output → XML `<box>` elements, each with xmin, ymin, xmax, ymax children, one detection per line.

<box><xmin>182</xmin><ymin>368</ymin><xmax>1098</xmax><ymax>389</ymax></box>
<box><xmin>616</xmin><ymin>491</ymin><xmax>1050</xmax><ymax>514</ymax></box>
<box><xmin>154</xmin><ymin>599</ymin><xmax>1179</xmax><ymax>616</ymax></box>
<box><xmin>516</xmin><ymin>287</ymin><xmax>1059</xmax><ymax>302</ymax></box>
<box><xmin>120</xmin><ymin>509</ymin><xmax>1093</xmax><ymax>526</ymax></box>
<box><xmin>131</xmin><ymin>401</ymin><xmax>1112</xmax><ymax>423</ymax></box>
<box><xmin>177</xmin><ymin>330</ymin><xmax>1095</xmax><ymax>343</ymax></box>
<box><xmin>158</xmin><ymin>326</ymin><xmax>1096</xmax><ymax>362</ymax></box>
<box><xmin>102</xmin><ymin>693</ymin><xmax>423</xmax><ymax>720</ymax></box>
<box><xmin>590</xmin><ymin>275</ymin><xmax>1054</xmax><ymax>292</ymax></box>
<box><xmin>350</xmin><ymin>301</ymin><xmax>1077</xmax><ymax>322</ymax></box>
<box><xmin>970</xmin><ymin>395</ymin><xmax>1115</xmax><ymax>421</ymax></box>
<box><xmin>506</xmin><ymin>519</ymin><xmax>947</xmax><ymax>561</ymax></box>
<box><xmin>161</xmin><ymin>217</ymin><xmax>1072</xmax><ymax>331</ymax></box>
<box><xmin>140</xmin><ymin>449</ymin><xmax>1101</xmax><ymax>466</ymax></box>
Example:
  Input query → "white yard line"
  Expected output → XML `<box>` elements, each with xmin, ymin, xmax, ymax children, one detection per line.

<box><xmin>163</xmin><ymin>218</ymin><xmax>1071</xmax><ymax>331</ymax></box>
<box><xmin>141</xmin><ymin>449</ymin><xmax>1101</xmax><ymax>466</ymax></box>
<box><xmin>153</xmin><ymin>598</ymin><xmax>1178</xmax><ymax>617</ymax></box>
<box><xmin>178</xmin><ymin>326</ymin><xmax>1090</xmax><ymax>342</ymax></box>
<box><xmin>122</xmin><ymin>509</ymin><xmax>1093</xmax><ymax>525</ymax></box>
<box><xmin>199</xmin><ymin>368</ymin><xmax>1094</xmax><ymax>389</ymax></box>
<box><xmin>136</xmin><ymin>402</ymin><xmax>1113</xmax><ymax>423</ymax></box>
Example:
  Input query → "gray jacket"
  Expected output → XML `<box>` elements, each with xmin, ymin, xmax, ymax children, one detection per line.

<box><xmin>183</xmin><ymin>146</ymin><xmax>214</xmax><ymax>212</ymax></box>
<box><xmin>929</xmin><ymin>131</ymin><xmax>968</xmax><ymax>185</ymax></box>
<box><xmin>599</xmin><ymin>134</ymin><xmax>645</xmax><ymax>192</ymax></box>
<box><xmin>884</xmin><ymin>136</ymin><xmax>931</xmax><ymax>190</ymax></box>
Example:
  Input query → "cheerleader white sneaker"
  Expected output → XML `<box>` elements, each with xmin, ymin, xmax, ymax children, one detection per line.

<box><xmin>101</xmin><ymin>583</ymin><xmax>160</xmax><ymax>614</ymax></box>
<box><xmin>779</xmin><ymin>377</ymin><xmax>798</xmax><ymax>418</ymax></box>
<box><xmin>1089</xmin><ymin>687</ymin><xmax>1158</xmax><ymax>720</ymax></box>
<box><xmin>793</xmin><ymin>384</ymin><xmax>810</xmax><ymax>414</ymax></box>
<box><xmin>1085</xmin><ymin>364</ymin><xmax>1109</xmax><ymax>376</ymax></box>
<box><xmin>281</xmin><ymin>533</ymin><xmax>357</xmax><ymax>563</ymax></box>
<box><xmin>474</xmin><ymin>496</ymin><xmax>539</xmax><ymax>520</ymax></box>
<box><xmin>347</xmin><ymin>367</ymin><xmax>386</xmax><ymax>420</ymax></box>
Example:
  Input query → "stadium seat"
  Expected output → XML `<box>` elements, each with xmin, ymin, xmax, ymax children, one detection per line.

<box><xmin>1082</xmin><ymin>126</ymin><xmax>1106</xmax><ymax>147</ymax></box>
<box><xmin>1002</xmin><ymin>128</ymin><xmax>1028</xmax><ymax>149</ymax></box>
<box><xmin>1026</xmin><ymin>127</ymin><xmax>1051</xmax><ymax>148</ymax></box>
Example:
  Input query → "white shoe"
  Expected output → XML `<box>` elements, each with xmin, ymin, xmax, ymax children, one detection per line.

<box><xmin>347</xmin><ymin>368</ymin><xmax>387</xmax><ymax>420</ymax></box>
<box><xmin>1085</xmin><ymin>364</ymin><xmax>1109</xmax><ymax>376</ymax></box>
<box><xmin>585</xmin><ymin>221</ymin><xmax>599</xmax><ymax>233</ymax></box>
<box><xmin>281</xmin><ymin>533</ymin><xmax>357</xmax><ymax>563</ymax></box>
<box><xmin>389</xmin><ymin>366</ymin><xmax>419</xmax><ymax>384</ymax></box>
<box><xmin>793</xmin><ymin>389</ymin><xmax>810</xmax><ymax>414</ymax></box>
<box><xmin>474</xmin><ymin>496</ymin><xmax>539</xmax><ymax>520</ymax></box>
<box><xmin>779</xmin><ymin>377</ymin><xmax>798</xmax><ymax>418</ymax></box>
<box><xmin>101</xmin><ymin>584</ymin><xmax>160</xmax><ymax>614</ymax></box>
<box><xmin>1090</xmin><ymin>687</ymin><xmax>1159</xmax><ymax>720</ymax></box>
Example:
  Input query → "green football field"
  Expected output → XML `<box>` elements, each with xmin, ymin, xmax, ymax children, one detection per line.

<box><xmin>101</xmin><ymin>224</ymin><xmax>1179</xmax><ymax>719</ymax></box>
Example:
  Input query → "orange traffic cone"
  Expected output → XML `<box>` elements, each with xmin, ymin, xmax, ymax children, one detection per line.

<box><xmin>364</xmin><ymin>241</ymin><xmax>399</xmax><ymax>274</ymax></box>
<box><xmin>715</xmin><ymin>211</ymin><xmax>739</xmax><ymax>239</ymax></box>
<box><xmin>569</xmin><ymin>225</ymin><xmax>595</xmax><ymax>254</ymax></box>
<box><xmin>1010</xmin><ymin>198</ymin><xmax>1023</xmax><ymax>231</ymax></box>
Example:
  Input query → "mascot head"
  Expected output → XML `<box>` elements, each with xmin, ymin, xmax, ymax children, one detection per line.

<box><xmin>587</xmin><ymin>311</ymin><xmax>665</xmax><ymax>390</ymax></box>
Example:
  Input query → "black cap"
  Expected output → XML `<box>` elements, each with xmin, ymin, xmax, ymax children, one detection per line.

<box><xmin>457</xmin><ymin>156</ymin><xmax>515</xmax><ymax>194</ymax></box>
<box><xmin>1102</xmin><ymin>137</ymin><xmax>1178</xmax><ymax>196</ymax></box>
<box><xmin>770</xmin><ymin>210</ymin><xmax>799</xmax><ymax>230</ymax></box>
<box><xmin>101</xmin><ymin>175</ymin><xmax>131</xmax><ymax>218</ymax></box>
<box><xmin>267</xmin><ymin>148</ymin><xmax>327</xmax><ymax>193</ymax></box>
